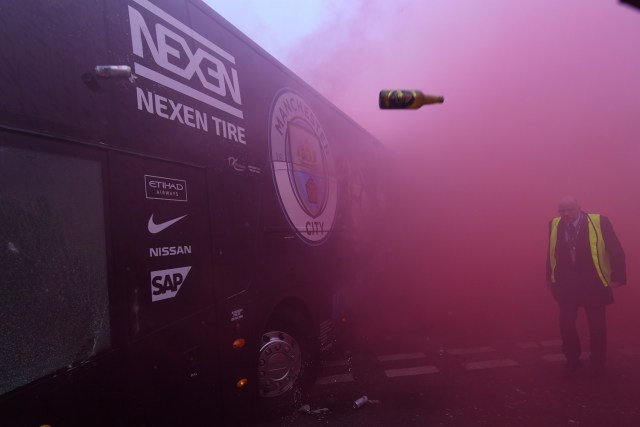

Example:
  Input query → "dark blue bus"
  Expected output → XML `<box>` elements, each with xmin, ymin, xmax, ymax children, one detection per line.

<box><xmin>0</xmin><ymin>0</ymin><xmax>390</xmax><ymax>425</ymax></box>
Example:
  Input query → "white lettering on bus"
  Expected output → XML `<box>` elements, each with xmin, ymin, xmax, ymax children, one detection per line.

<box><xmin>137</xmin><ymin>88</ymin><xmax>208</xmax><ymax>132</ymax></box>
<box><xmin>211</xmin><ymin>115</ymin><xmax>246</xmax><ymax>144</ymax></box>
<box><xmin>147</xmin><ymin>179</ymin><xmax>185</xmax><ymax>191</ymax></box>
<box><xmin>128</xmin><ymin>1</ymin><xmax>243</xmax><ymax>119</ymax></box>
<box><xmin>149</xmin><ymin>246</ymin><xmax>193</xmax><ymax>257</ymax></box>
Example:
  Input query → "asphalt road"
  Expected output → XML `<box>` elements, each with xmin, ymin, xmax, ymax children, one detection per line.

<box><xmin>248</xmin><ymin>329</ymin><xmax>640</xmax><ymax>427</ymax></box>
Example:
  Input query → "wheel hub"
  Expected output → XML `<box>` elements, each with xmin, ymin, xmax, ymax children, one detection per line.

<box><xmin>258</xmin><ymin>331</ymin><xmax>301</xmax><ymax>397</ymax></box>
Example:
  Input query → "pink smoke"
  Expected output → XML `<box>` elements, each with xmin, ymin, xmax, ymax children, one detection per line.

<box><xmin>289</xmin><ymin>1</ymin><xmax>640</xmax><ymax>339</ymax></box>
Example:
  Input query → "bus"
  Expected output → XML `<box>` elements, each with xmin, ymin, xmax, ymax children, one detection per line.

<box><xmin>0</xmin><ymin>0</ymin><xmax>390</xmax><ymax>425</ymax></box>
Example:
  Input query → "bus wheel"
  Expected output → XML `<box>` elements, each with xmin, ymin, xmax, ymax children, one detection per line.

<box><xmin>258</xmin><ymin>319</ymin><xmax>315</xmax><ymax>412</ymax></box>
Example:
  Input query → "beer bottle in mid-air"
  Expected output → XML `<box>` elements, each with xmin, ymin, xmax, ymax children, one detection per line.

<box><xmin>379</xmin><ymin>90</ymin><xmax>444</xmax><ymax>109</ymax></box>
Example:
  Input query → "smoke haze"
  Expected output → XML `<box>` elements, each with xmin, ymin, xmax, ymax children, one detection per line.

<box><xmin>284</xmin><ymin>1</ymin><xmax>640</xmax><ymax>341</ymax></box>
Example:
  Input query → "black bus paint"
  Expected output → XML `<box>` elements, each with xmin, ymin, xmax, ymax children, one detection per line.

<box><xmin>0</xmin><ymin>0</ymin><xmax>390</xmax><ymax>425</ymax></box>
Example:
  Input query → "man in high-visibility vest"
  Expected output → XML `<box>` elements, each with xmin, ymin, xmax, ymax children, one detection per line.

<box><xmin>546</xmin><ymin>196</ymin><xmax>626</xmax><ymax>378</ymax></box>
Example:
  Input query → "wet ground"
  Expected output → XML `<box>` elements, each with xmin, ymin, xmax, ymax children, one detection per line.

<box><xmin>248</xmin><ymin>329</ymin><xmax>640</xmax><ymax>427</ymax></box>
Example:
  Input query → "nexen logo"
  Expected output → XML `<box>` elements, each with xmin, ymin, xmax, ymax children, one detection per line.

<box><xmin>129</xmin><ymin>0</ymin><xmax>243</xmax><ymax>119</ymax></box>
<box><xmin>150</xmin><ymin>266</ymin><xmax>191</xmax><ymax>302</ymax></box>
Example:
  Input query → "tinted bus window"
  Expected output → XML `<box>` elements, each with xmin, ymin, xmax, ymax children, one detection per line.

<box><xmin>0</xmin><ymin>144</ymin><xmax>110</xmax><ymax>395</ymax></box>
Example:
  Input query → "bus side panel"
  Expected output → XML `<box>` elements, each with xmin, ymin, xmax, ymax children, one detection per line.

<box><xmin>107</xmin><ymin>151</ymin><xmax>221</xmax><ymax>423</ymax></box>
<box><xmin>0</xmin><ymin>0</ymin><xmax>108</xmax><ymax>140</ymax></box>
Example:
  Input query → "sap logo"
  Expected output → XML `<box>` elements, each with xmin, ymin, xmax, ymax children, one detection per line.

<box><xmin>150</xmin><ymin>266</ymin><xmax>192</xmax><ymax>302</ymax></box>
<box><xmin>128</xmin><ymin>0</ymin><xmax>243</xmax><ymax>119</ymax></box>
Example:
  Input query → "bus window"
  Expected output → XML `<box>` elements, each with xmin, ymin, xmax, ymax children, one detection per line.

<box><xmin>0</xmin><ymin>143</ymin><xmax>110</xmax><ymax>396</ymax></box>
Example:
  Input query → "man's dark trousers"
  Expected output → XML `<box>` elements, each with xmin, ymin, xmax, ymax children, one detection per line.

<box><xmin>558</xmin><ymin>300</ymin><xmax>606</xmax><ymax>367</ymax></box>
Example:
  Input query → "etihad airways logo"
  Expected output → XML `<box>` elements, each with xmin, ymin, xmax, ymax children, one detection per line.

<box><xmin>145</xmin><ymin>175</ymin><xmax>188</xmax><ymax>201</ymax></box>
<box><xmin>128</xmin><ymin>0</ymin><xmax>243</xmax><ymax>119</ymax></box>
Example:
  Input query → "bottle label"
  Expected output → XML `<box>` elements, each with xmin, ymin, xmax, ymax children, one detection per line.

<box><xmin>388</xmin><ymin>90</ymin><xmax>415</xmax><ymax>108</ymax></box>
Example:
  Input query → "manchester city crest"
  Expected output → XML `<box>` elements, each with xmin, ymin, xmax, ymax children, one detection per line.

<box><xmin>269</xmin><ymin>90</ymin><xmax>337</xmax><ymax>244</ymax></box>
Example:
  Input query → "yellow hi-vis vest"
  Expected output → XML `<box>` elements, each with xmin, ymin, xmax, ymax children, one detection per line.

<box><xmin>549</xmin><ymin>214</ymin><xmax>612</xmax><ymax>286</ymax></box>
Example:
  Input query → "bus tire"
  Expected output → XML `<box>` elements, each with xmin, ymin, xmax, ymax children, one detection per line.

<box><xmin>257</xmin><ymin>313</ymin><xmax>317</xmax><ymax>414</ymax></box>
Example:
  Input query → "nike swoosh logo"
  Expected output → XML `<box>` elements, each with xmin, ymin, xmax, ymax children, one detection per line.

<box><xmin>148</xmin><ymin>214</ymin><xmax>188</xmax><ymax>234</ymax></box>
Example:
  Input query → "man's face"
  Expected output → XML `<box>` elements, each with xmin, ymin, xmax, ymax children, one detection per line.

<box><xmin>558</xmin><ymin>202</ymin><xmax>580</xmax><ymax>223</ymax></box>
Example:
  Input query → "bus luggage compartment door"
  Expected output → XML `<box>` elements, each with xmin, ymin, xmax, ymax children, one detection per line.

<box><xmin>108</xmin><ymin>151</ymin><xmax>220</xmax><ymax>421</ymax></box>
